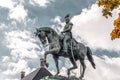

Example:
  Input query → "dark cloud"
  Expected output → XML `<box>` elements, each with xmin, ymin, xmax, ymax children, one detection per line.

<box><xmin>0</xmin><ymin>8</ymin><xmax>10</xmax><ymax>23</ymax></box>
<box><xmin>23</xmin><ymin>0</ymin><xmax>96</xmax><ymax>26</ymax></box>
<box><xmin>94</xmin><ymin>49</ymin><xmax>120</xmax><ymax>58</ymax></box>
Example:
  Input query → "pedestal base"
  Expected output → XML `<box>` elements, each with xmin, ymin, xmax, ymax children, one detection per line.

<box><xmin>46</xmin><ymin>75</ymin><xmax>80</xmax><ymax>80</ymax></box>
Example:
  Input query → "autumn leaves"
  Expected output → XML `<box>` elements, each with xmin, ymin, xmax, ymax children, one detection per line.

<box><xmin>111</xmin><ymin>13</ymin><xmax>120</xmax><ymax>40</ymax></box>
<box><xmin>97</xmin><ymin>0</ymin><xmax>120</xmax><ymax>40</ymax></box>
<box><xmin>98</xmin><ymin>0</ymin><xmax>120</xmax><ymax>18</ymax></box>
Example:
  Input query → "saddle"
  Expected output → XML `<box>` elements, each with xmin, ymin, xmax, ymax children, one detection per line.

<box><xmin>59</xmin><ymin>35</ymin><xmax>78</xmax><ymax>51</ymax></box>
<box><xmin>69</xmin><ymin>38</ymin><xmax>79</xmax><ymax>50</ymax></box>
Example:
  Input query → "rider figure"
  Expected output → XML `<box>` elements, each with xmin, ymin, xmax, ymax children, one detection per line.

<box><xmin>61</xmin><ymin>14</ymin><xmax>73</xmax><ymax>53</ymax></box>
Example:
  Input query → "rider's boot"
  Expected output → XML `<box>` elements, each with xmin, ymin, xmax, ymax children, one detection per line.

<box><xmin>63</xmin><ymin>39</ymin><xmax>68</xmax><ymax>55</ymax></box>
<box><xmin>64</xmin><ymin>46</ymin><xmax>68</xmax><ymax>55</ymax></box>
<box><xmin>64</xmin><ymin>49</ymin><xmax>67</xmax><ymax>53</ymax></box>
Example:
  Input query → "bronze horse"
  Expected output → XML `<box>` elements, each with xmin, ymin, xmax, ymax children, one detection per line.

<box><xmin>34</xmin><ymin>27</ymin><xmax>95</xmax><ymax>79</ymax></box>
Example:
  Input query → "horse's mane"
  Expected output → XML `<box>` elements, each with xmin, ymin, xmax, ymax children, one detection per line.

<box><xmin>39</xmin><ymin>27</ymin><xmax>59</xmax><ymax>37</ymax></box>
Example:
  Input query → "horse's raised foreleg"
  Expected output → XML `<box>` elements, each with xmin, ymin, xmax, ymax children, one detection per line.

<box><xmin>44</xmin><ymin>51</ymin><xmax>50</xmax><ymax>67</ymax></box>
<box><xmin>67</xmin><ymin>58</ymin><xmax>77</xmax><ymax>78</ymax></box>
<box><xmin>53</xmin><ymin>55</ymin><xmax>59</xmax><ymax>76</ymax></box>
<box><xmin>44</xmin><ymin>51</ymin><xmax>49</xmax><ymax>60</ymax></box>
<box><xmin>79</xmin><ymin>59</ymin><xmax>86</xmax><ymax>79</ymax></box>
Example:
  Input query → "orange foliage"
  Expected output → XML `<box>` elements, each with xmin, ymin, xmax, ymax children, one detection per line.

<box><xmin>110</xmin><ymin>13</ymin><xmax>120</xmax><ymax>40</ymax></box>
<box><xmin>97</xmin><ymin>0</ymin><xmax>120</xmax><ymax>18</ymax></box>
<box><xmin>97</xmin><ymin>0</ymin><xmax>120</xmax><ymax>40</ymax></box>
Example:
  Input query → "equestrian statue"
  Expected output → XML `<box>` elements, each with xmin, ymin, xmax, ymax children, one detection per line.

<box><xmin>34</xmin><ymin>14</ymin><xmax>96</xmax><ymax>79</ymax></box>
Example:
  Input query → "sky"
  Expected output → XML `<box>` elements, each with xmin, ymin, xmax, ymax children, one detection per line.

<box><xmin>0</xmin><ymin>0</ymin><xmax>120</xmax><ymax>80</ymax></box>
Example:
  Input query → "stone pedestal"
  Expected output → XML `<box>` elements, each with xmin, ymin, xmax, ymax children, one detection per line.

<box><xmin>44</xmin><ymin>75</ymin><xmax>80</xmax><ymax>80</ymax></box>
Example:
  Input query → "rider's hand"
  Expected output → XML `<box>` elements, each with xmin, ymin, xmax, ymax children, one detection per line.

<box><xmin>61</xmin><ymin>31</ymin><xmax>64</xmax><ymax>33</ymax></box>
<box><xmin>61</xmin><ymin>30</ymin><xmax>65</xmax><ymax>35</ymax></box>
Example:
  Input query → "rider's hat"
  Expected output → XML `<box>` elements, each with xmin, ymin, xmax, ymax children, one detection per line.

<box><xmin>64</xmin><ymin>14</ymin><xmax>70</xmax><ymax>20</ymax></box>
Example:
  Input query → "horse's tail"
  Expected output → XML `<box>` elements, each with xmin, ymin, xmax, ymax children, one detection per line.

<box><xmin>86</xmin><ymin>47</ymin><xmax>96</xmax><ymax>69</ymax></box>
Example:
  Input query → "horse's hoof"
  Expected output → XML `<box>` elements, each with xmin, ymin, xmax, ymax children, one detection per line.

<box><xmin>55</xmin><ymin>74</ymin><xmax>57</xmax><ymax>76</ymax></box>
<box><xmin>67</xmin><ymin>73</ymin><xmax>70</xmax><ymax>78</ymax></box>
<box><xmin>67</xmin><ymin>72</ymin><xmax>70</xmax><ymax>76</ymax></box>
<box><xmin>55</xmin><ymin>72</ymin><xmax>60</xmax><ymax>76</ymax></box>
<box><xmin>79</xmin><ymin>76</ymin><xmax>83</xmax><ymax>80</ymax></box>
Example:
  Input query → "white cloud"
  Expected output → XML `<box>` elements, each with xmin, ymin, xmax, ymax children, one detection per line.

<box><xmin>4</xmin><ymin>79</ymin><xmax>19</xmax><ymax>80</ymax></box>
<box><xmin>0</xmin><ymin>23</ymin><xmax>7</xmax><ymax>29</ymax></box>
<box><xmin>84</xmin><ymin>56</ymin><xmax>120</xmax><ymax>80</ymax></box>
<box><xmin>0</xmin><ymin>29</ymin><xmax>43</xmax><ymax>80</ymax></box>
<box><xmin>29</xmin><ymin>0</ymin><xmax>54</xmax><ymax>7</ymax></box>
<box><xmin>5</xmin><ymin>30</ymin><xmax>40</xmax><ymax>59</ymax></box>
<box><xmin>0</xmin><ymin>0</ymin><xmax>27</xmax><ymax>22</ymax></box>
<box><xmin>0</xmin><ymin>0</ymin><xmax>54</xmax><ymax>22</ymax></box>
<box><xmin>71</xmin><ymin>4</ymin><xmax>120</xmax><ymax>51</ymax></box>
<box><xmin>51</xmin><ymin>16</ymin><xmax>65</xmax><ymax>33</ymax></box>
<box><xmin>51</xmin><ymin>16</ymin><xmax>62</xmax><ymax>24</ymax></box>
<box><xmin>0</xmin><ymin>0</ymin><xmax>16</xmax><ymax>9</ymax></box>
<box><xmin>9</xmin><ymin>4</ymin><xmax>27</xmax><ymax>22</ymax></box>
<box><xmin>0</xmin><ymin>58</ymin><xmax>34</xmax><ymax>80</ymax></box>
<box><xmin>2</xmin><ymin>56</ymin><xmax>10</xmax><ymax>62</ymax></box>
<box><xmin>2</xmin><ymin>59</ymin><xmax>31</xmax><ymax>75</ymax></box>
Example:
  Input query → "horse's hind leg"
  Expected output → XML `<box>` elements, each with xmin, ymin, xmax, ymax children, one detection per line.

<box><xmin>67</xmin><ymin>58</ymin><xmax>77</xmax><ymax>78</ymax></box>
<box><xmin>79</xmin><ymin>59</ymin><xmax>86</xmax><ymax>79</ymax></box>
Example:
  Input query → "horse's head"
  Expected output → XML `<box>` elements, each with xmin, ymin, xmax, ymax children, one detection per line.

<box><xmin>35</xmin><ymin>28</ymin><xmax>47</xmax><ymax>45</ymax></box>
